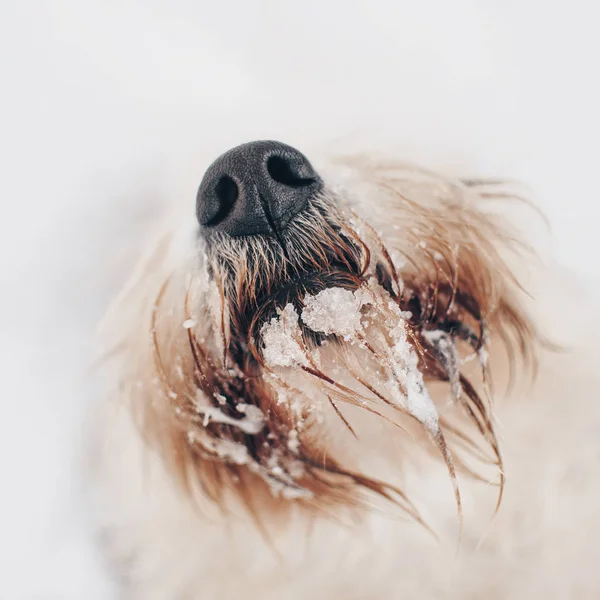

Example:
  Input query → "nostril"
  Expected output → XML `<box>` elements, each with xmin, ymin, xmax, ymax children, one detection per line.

<box><xmin>267</xmin><ymin>155</ymin><xmax>315</xmax><ymax>188</ymax></box>
<box><xmin>197</xmin><ymin>141</ymin><xmax>323</xmax><ymax>235</ymax></box>
<box><xmin>205</xmin><ymin>175</ymin><xmax>238</xmax><ymax>227</ymax></box>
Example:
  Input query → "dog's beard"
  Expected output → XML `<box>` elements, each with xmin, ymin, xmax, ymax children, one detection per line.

<box><xmin>204</xmin><ymin>194</ymin><xmax>370</xmax><ymax>367</ymax></box>
<box><xmin>126</xmin><ymin>165</ymin><xmax>539</xmax><ymax>527</ymax></box>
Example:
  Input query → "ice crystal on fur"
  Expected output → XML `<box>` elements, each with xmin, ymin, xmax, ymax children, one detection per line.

<box><xmin>200</xmin><ymin>436</ymin><xmax>250</xmax><ymax>465</ymax></box>
<box><xmin>261</xmin><ymin>304</ymin><xmax>309</xmax><ymax>368</ymax></box>
<box><xmin>423</xmin><ymin>329</ymin><xmax>462</xmax><ymax>402</ymax></box>
<box><xmin>195</xmin><ymin>403</ymin><xmax>265</xmax><ymax>434</ymax></box>
<box><xmin>301</xmin><ymin>287</ymin><xmax>369</xmax><ymax>339</ymax></box>
<box><xmin>386</xmin><ymin>317</ymin><xmax>440</xmax><ymax>434</ymax></box>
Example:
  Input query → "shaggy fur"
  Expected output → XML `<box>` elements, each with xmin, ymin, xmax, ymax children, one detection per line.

<box><xmin>92</xmin><ymin>148</ymin><xmax>600</xmax><ymax>599</ymax></box>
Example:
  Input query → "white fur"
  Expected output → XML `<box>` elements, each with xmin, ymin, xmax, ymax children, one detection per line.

<box><xmin>93</xmin><ymin>158</ymin><xmax>600</xmax><ymax>599</ymax></box>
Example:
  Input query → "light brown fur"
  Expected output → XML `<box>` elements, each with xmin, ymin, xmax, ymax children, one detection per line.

<box><xmin>92</xmin><ymin>155</ymin><xmax>600</xmax><ymax>599</ymax></box>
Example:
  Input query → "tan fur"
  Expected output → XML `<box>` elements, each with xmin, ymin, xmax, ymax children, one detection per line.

<box><xmin>92</xmin><ymin>155</ymin><xmax>600</xmax><ymax>599</ymax></box>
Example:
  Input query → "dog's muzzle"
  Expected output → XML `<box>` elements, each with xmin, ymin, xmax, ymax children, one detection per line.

<box><xmin>196</xmin><ymin>140</ymin><xmax>323</xmax><ymax>238</ymax></box>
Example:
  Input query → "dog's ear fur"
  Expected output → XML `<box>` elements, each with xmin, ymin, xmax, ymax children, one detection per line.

<box><xmin>102</xmin><ymin>160</ymin><xmax>539</xmax><ymax>527</ymax></box>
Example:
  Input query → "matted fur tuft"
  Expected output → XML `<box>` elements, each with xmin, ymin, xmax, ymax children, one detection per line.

<box><xmin>102</xmin><ymin>159</ymin><xmax>539</xmax><ymax>532</ymax></box>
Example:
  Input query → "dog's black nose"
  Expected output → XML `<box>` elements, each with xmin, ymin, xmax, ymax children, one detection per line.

<box><xmin>196</xmin><ymin>140</ymin><xmax>323</xmax><ymax>237</ymax></box>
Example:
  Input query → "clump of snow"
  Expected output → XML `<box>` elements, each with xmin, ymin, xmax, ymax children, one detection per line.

<box><xmin>423</xmin><ymin>329</ymin><xmax>461</xmax><ymax>401</ymax></box>
<box><xmin>187</xmin><ymin>418</ymin><xmax>312</xmax><ymax>499</ymax></box>
<box><xmin>213</xmin><ymin>393</ymin><xmax>227</xmax><ymax>405</ymax></box>
<box><xmin>478</xmin><ymin>345</ymin><xmax>489</xmax><ymax>368</ymax></box>
<box><xmin>195</xmin><ymin>403</ymin><xmax>265</xmax><ymax>435</ymax></box>
<box><xmin>182</xmin><ymin>318</ymin><xmax>196</xmax><ymax>329</ymax></box>
<box><xmin>301</xmin><ymin>287</ymin><xmax>372</xmax><ymax>339</ymax></box>
<box><xmin>385</xmin><ymin>319</ymin><xmax>440</xmax><ymax>435</ymax></box>
<box><xmin>261</xmin><ymin>304</ymin><xmax>309</xmax><ymax>368</ymax></box>
<box><xmin>187</xmin><ymin>431</ymin><xmax>250</xmax><ymax>465</ymax></box>
<box><xmin>252</xmin><ymin>450</ymin><xmax>312</xmax><ymax>500</ymax></box>
<box><xmin>287</xmin><ymin>429</ymin><xmax>300</xmax><ymax>453</ymax></box>
<box><xmin>205</xmin><ymin>438</ymin><xmax>250</xmax><ymax>465</ymax></box>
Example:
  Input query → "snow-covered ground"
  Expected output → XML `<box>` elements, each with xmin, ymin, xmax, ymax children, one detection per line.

<box><xmin>1</xmin><ymin>1</ymin><xmax>599</xmax><ymax>597</ymax></box>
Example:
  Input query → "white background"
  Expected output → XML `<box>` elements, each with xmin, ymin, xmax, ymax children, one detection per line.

<box><xmin>1</xmin><ymin>1</ymin><xmax>599</xmax><ymax>598</ymax></box>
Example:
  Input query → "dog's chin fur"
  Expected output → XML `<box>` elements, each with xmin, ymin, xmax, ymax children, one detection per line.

<box><xmin>92</xmin><ymin>154</ymin><xmax>600</xmax><ymax>599</ymax></box>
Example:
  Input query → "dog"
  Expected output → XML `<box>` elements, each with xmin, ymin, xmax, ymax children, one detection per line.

<box><xmin>93</xmin><ymin>140</ymin><xmax>600</xmax><ymax>599</ymax></box>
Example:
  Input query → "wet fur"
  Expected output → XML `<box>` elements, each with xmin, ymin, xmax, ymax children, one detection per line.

<box><xmin>93</xmin><ymin>155</ymin><xmax>600</xmax><ymax>598</ymax></box>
